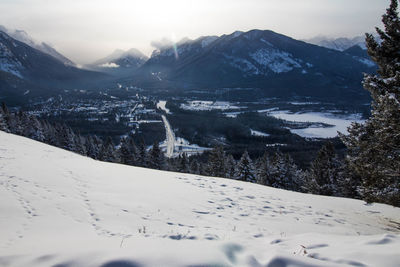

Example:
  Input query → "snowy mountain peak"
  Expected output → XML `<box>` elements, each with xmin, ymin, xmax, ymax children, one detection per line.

<box><xmin>0</xmin><ymin>25</ymin><xmax>75</xmax><ymax>66</ymax></box>
<box><xmin>87</xmin><ymin>48</ymin><xmax>148</xmax><ymax>76</ymax></box>
<box><xmin>304</xmin><ymin>35</ymin><xmax>367</xmax><ymax>51</ymax></box>
<box><xmin>200</xmin><ymin>36</ymin><xmax>218</xmax><ymax>48</ymax></box>
<box><xmin>231</xmin><ymin>30</ymin><xmax>244</xmax><ymax>38</ymax></box>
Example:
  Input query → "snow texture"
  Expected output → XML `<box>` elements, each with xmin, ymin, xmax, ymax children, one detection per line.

<box><xmin>0</xmin><ymin>42</ymin><xmax>23</xmax><ymax>78</ymax></box>
<box><xmin>355</xmin><ymin>57</ymin><xmax>376</xmax><ymax>67</ymax></box>
<box><xmin>250</xmin><ymin>48</ymin><xmax>302</xmax><ymax>73</ymax></box>
<box><xmin>180</xmin><ymin>101</ymin><xmax>242</xmax><ymax>111</ymax></box>
<box><xmin>0</xmin><ymin>131</ymin><xmax>399</xmax><ymax>267</ymax></box>
<box><xmin>201</xmin><ymin>36</ymin><xmax>218</xmax><ymax>48</ymax></box>
<box><xmin>223</xmin><ymin>54</ymin><xmax>260</xmax><ymax>75</ymax></box>
<box><xmin>270</xmin><ymin>111</ymin><xmax>365</xmax><ymax>138</ymax></box>
<box><xmin>99</xmin><ymin>62</ymin><xmax>120</xmax><ymax>68</ymax></box>
<box><xmin>250</xmin><ymin>129</ymin><xmax>270</xmax><ymax>137</ymax></box>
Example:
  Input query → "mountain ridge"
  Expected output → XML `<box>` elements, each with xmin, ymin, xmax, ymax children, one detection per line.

<box><xmin>86</xmin><ymin>48</ymin><xmax>148</xmax><ymax>77</ymax></box>
<box><xmin>0</xmin><ymin>30</ymin><xmax>109</xmax><ymax>104</ymax></box>
<box><xmin>0</xmin><ymin>25</ymin><xmax>76</xmax><ymax>66</ymax></box>
<box><xmin>128</xmin><ymin>29</ymin><xmax>376</xmax><ymax>100</ymax></box>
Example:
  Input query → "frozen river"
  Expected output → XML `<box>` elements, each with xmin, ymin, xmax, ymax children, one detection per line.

<box><xmin>269</xmin><ymin>111</ymin><xmax>365</xmax><ymax>138</ymax></box>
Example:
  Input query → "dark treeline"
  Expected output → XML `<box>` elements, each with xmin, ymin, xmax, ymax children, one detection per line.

<box><xmin>0</xmin><ymin>101</ymin><xmax>360</xmax><ymax>200</ymax></box>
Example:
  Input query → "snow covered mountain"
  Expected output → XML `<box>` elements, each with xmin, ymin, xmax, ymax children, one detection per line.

<box><xmin>132</xmin><ymin>30</ymin><xmax>376</xmax><ymax>99</ymax></box>
<box><xmin>1</xmin><ymin>131</ymin><xmax>399</xmax><ymax>267</ymax></box>
<box><xmin>0</xmin><ymin>25</ymin><xmax>75</xmax><ymax>66</ymax></box>
<box><xmin>87</xmin><ymin>48</ymin><xmax>148</xmax><ymax>77</ymax></box>
<box><xmin>304</xmin><ymin>35</ymin><xmax>367</xmax><ymax>51</ymax></box>
<box><xmin>0</xmin><ymin>31</ymin><xmax>107</xmax><ymax>104</ymax></box>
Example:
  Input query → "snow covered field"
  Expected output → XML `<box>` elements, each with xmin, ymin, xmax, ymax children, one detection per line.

<box><xmin>180</xmin><ymin>101</ymin><xmax>243</xmax><ymax>111</ymax></box>
<box><xmin>0</xmin><ymin>131</ymin><xmax>399</xmax><ymax>267</ymax></box>
<box><xmin>269</xmin><ymin>111</ymin><xmax>365</xmax><ymax>138</ymax></box>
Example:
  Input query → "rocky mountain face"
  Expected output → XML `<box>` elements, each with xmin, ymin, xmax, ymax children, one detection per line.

<box><xmin>131</xmin><ymin>30</ymin><xmax>376</xmax><ymax>99</ymax></box>
<box><xmin>0</xmin><ymin>25</ymin><xmax>76</xmax><ymax>66</ymax></box>
<box><xmin>86</xmin><ymin>48</ymin><xmax>148</xmax><ymax>77</ymax></box>
<box><xmin>0</xmin><ymin>31</ymin><xmax>107</xmax><ymax>104</ymax></box>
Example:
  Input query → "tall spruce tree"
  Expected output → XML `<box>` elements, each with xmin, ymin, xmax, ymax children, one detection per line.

<box><xmin>206</xmin><ymin>146</ymin><xmax>227</xmax><ymax>177</ymax></box>
<box><xmin>99</xmin><ymin>137</ymin><xmax>117</xmax><ymax>162</ymax></box>
<box><xmin>269</xmin><ymin>152</ymin><xmax>303</xmax><ymax>191</ymax></box>
<box><xmin>340</xmin><ymin>0</ymin><xmax>400</xmax><ymax>206</ymax></box>
<box><xmin>225</xmin><ymin>154</ymin><xmax>237</xmax><ymax>179</ymax></box>
<box><xmin>305</xmin><ymin>142</ymin><xmax>343</xmax><ymax>196</ymax></box>
<box><xmin>189</xmin><ymin>158</ymin><xmax>200</xmax><ymax>174</ymax></box>
<box><xmin>147</xmin><ymin>141</ymin><xmax>164</xmax><ymax>170</ymax></box>
<box><xmin>255</xmin><ymin>151</ymin><xmax>273</xmax><ymax>186</ymax></box>
<box><xmin>0</xmin><ymin>102</ymin><xmax>10</xmax><ymax>132</ymax></box>
<box><xmin>176</xmin><ymin>153</ymin><xmax>189</xmax><ymax>172</ymax></box>
<box><xmin>235</xmin><ymin>151</ymin><xmax>256</xmax><ymax>182</ymax></box>
<box><xmin>134</xmin><ymin>141</ymin><xmax>147</xmax><ymax>167</ymax></box>
<box><xmin>119</xmin><ymin>135</ymin><xmax>138</xmax><ymax>166</ymax></box>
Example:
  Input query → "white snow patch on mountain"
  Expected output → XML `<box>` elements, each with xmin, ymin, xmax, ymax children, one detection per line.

<box><xmin>0</xmin><ymin>42</ymin><xmax>23</xmax><ymax>78</ymax></box>
<box><xmin>250</xmin><ymin>48</ymin><xmax>302</xmax><ymax>73</ymax></box>
<box><xmin>0</xmin><ymin>131</ymin><xmax>399</xmax><ymax>267</ymax></box>
<box><xmin>99</xmin><ymin>62</ymin><xmax>119</xmax><ymax>68</ymax></box>
<box><xmin>250</xmin><ymin>129</ymin><xmax>270</xmax><ymax>137</ymax></box>
<box><xmin>225</xmin><ymin>54</ymin><xmax>260</xmax><ymax>75</ymax></box>
<box><xmin>260</xmin><ymin>38</ymin><xmax>274</xmax><ymax>47</ymax></box>
<box><xmin>355</xmin><ymin>57</ymin><xmax>376</xmax><ymax>67</ymax></box>
<box><xmin>232</xmin><ymin>31</ymin><xmax>243</xmax><ymax>38</ymax></box>
<box><xmin>201</xmin><ymin>36</ymin><xmax>218</xmax><ymax>48</ymax></box>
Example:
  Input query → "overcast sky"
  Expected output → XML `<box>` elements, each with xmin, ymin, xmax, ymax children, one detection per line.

<box><xmin>0</xmin><ymin>0</ymin><xmax>389</xmax><ymax>64</ymax></box>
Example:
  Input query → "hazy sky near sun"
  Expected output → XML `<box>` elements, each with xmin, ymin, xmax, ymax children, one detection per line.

<box><xmin>0</xmin><ymin>0</ymin><xmax>389</xmax><ymax>64</ymax></box>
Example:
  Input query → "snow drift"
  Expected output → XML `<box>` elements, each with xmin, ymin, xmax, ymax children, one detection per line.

<box><xmin>0</xmin><ymin>131</ymin><xmax>399</xmax><ymax>266</ymax></box>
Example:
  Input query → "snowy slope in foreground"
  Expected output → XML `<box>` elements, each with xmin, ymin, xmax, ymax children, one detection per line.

<box><xmin>0</xmin><ymin>131</ymin><xmax>399</xmax><ymax>267</ymax></box>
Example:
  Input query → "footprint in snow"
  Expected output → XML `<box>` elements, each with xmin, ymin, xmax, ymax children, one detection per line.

<box><xmin>193</xmin><ymin>210</ymin><xmax>210</xmax><ymax>215</ymax></box>
<box><xmin>307</xmin><ymin>244</ymin><xmax>329</xmax><ymax>249</ymax></box>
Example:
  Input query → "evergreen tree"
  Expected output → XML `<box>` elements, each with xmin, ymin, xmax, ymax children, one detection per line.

<box><xmin>340</xmin><ymin>0</ymin><xmax>400</xmax><ymax>206</ymax></box>
<box><xmin>269</xmin><ymin>151</ymin><xmax>303</xmax><ymax>191</ymax></box>
<box><xmin>177</xmin><ymin>153</ymin><xmax>189</xmax><ymax>173</ymax></box>
<box><xmin>189</xmin><ymin>158</ymin><xmax>200</xmax><ymax>174</ymax></box>
<box><xmin>91</xmin><ymin>135</ymin><xmax>104</xmax><ymax>159</ymax></box>
<box><xmin>206</xmin><ymin>146</ymin><xmax>226</xmax><ymax>177</ymax></box>
<box><xmin>305</xmin><ymin>142</ymin><xmax>343</xmax><ymax>196</ymax></box>
<box><xmin>42</xmin><ymin>121</ymin><xmax>59</xmax><ymax>146</ymax></box>
<box><xmin>137</xmin><ymin>142</ymin><xmax>147</xmax><ymax>167</ymax></box>
<box><xmin>74</xmin><ymin>134</ymin><xmax>87</xmax><ymax>156</ymax></box>
<box><xmin>225</xmin><ymin>154</ymin><xmax>237</xmax><ymax>179</ymax></box>
<box><xmin>0</xmin><ymin>102</ymin><xmax>10</xmax><ymax>132</ymax></box>
<box><xmin>235</xmin><ymin>150</ymin><xmax>256</xmax><ymax>182</ymax></box>
<box><xmin>119</xmin><ymin>136</ymin><xmax>137</xmax><ymax>165</ymax></box>
<box><xmin>85</xmin><ymin>135</ymin><xmax>99</xmax><ymax>159</ymax></box>
<box><xmin>58</xmin><ymin>124</ymin><xmax>76</xmax><ymax>152</ymax></box>
<box><xmin>255</xmin><ymin>152</ymin><xmax>273</xmax><ymax>186</ymax></box>
<box><xmin>147</xmin><ymin>141</ymin><xmax>164</xmax><ymax>170</ymax></box>
<box><xmin>99</xmin><ymin>137</ymin><xmax>117</xmax><ymax>162</ymax></box>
